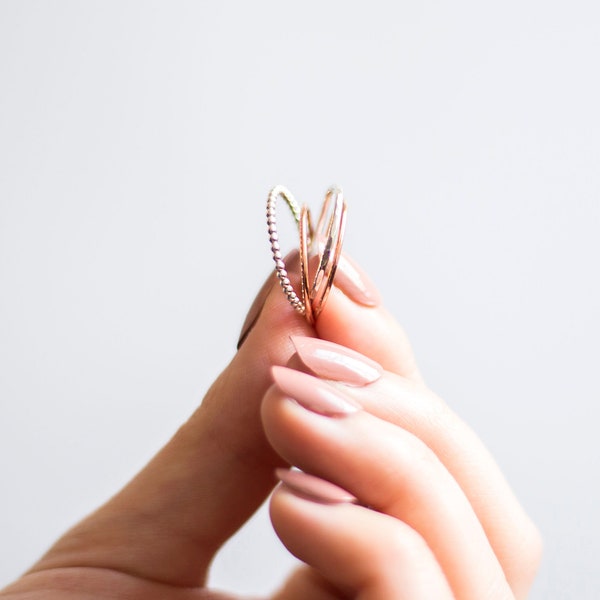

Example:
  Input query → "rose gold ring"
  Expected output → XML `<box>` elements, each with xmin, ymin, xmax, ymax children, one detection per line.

<box><xmin>267</xmin><ymin>185</ymin><xmax>347</xmax><ymax>324</ymax></box>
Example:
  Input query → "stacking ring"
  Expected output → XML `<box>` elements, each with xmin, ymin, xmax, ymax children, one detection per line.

<box><xmin>267</xmin><ymin>185</ymin><xmax>347</xmax><ymax>324</ymax></box>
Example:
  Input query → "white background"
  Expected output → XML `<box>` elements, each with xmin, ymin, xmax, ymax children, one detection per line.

<box><xmin>1</xmin><ymin>2</ymin><xmax>599</xmax><ymax>597</ymax></box>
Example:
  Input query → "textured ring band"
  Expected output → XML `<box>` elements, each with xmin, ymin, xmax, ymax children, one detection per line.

<box><xmin>267</xmin><ymin>185</ymin><xmax>306</xmax><ymax>315</ymax></box>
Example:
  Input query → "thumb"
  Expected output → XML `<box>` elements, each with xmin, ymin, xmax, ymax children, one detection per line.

<box><xmin>29</xmin><ymin>252</ymin><xmax>311</xmax><ymax>587</ymax></box>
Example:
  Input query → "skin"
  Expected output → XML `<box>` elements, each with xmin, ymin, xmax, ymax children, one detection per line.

<box><xmin>0</xmin><ymin>259</ymin><xmax>542</xmax><ymax>599</ymax></box>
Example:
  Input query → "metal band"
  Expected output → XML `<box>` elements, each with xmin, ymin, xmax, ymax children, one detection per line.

<box><xmin>267</xmin><ymin>185</ymin><xmax>306</xmax><ymax>315</ymax></box>
<box><xmin>267</xmin><ymin>185</ymin><xmax>347</xmax><ymax>324</ymax></box>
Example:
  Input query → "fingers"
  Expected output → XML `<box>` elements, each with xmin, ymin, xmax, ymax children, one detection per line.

<box><xmin>341</xmin><ymin>374</ymin><xmax>542</xmax><ymax>598</ymax></box>
<box><xmin>270</xmin><ymin>471</ymin><xmax>454</xmax><ymax>600</ymax></box>
<box><xmin>287</xmin><ymin>336</ymin><xmax>542</xmax><ymax>598</ymax></box>
<box><xmin>263</xmin><ymin>368</ymin><xmax>516</xmax><ymax>600</ymax></box>
<box><xmin>29</xmin><ymin>252</ymin><xmax>418</xmax><ymax>589</ymax></box>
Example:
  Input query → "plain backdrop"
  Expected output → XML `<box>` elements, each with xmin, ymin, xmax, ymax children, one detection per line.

<box><xmin>1</xmin><ymin>1</ymin><xmax>599</xmax><ymax>598</ymax></box>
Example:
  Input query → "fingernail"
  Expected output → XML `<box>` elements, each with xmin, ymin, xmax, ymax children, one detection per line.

<box><xmin>237</xmin><ymin>249</ymin><xmax>299</xmax><ymax>349</ymax></box>
<box><xmin>290</xmin><ymin>336</ymin><xmax>383</xmax><ymax>386</ymax></box>
<box><xmin>275</xmin><ymin>468</ymin><xmax>356</xmax><ymax>504</ymax></box>
<box><xmin>271</xmin><ymin>366</ymin><xmax>360</xmax><ymax>416</ymax></box>
<box><xmin>334</xmin><ymin>254</ymin><xmax>381</xmax><ymax>307</ymax></box>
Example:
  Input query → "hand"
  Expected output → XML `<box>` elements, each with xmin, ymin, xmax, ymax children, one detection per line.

<box><xmin>263</xmin><ymin>337</ymin><xmax>542</xmax><ymax>599</ymax></box>
<box><xmin>0</xmin><ymin>253</ymin><xmax>540</xmax><ymax>599</ymax></box>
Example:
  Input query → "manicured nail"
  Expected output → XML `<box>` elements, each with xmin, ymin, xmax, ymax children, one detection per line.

<box><xmin>271</xmin><ymin>366</ymin><xmax>360</xmax><ymax>416</ymax></box>
<box><xmin>237</xmin><ymin>249</ymin><xmax>299</xmax><ymax>349</ymax></box>
<box><xmin>291</xmin><ymin>336</ymin><xmax>383</xmax><ymax>386</ymax></box>
<box><xmin>334</xmin><ymin>254</ymin><xmax>381</xmax><ymax>307</ymax></box>
<box><xmin>276</xmin><ymin>468</ymin><xmax>356</xmax><ymax>504</ymax></box>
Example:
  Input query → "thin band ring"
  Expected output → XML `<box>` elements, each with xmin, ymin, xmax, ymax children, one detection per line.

<box><xmin>267</xmin><ymin>185</ymin><xmax>347</xmax><ymax>324</ymax></box>
<box><xmin>306</xmin><ymin>187</ymin><xmax>347</xmax><ymax>322</ymax></box>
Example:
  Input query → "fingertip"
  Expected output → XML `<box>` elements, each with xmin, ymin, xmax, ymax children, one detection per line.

<box><xmin>335</xmin><ymin>253</ymin><xmax>382</xmax><ymax>307</ymax></box>
<box><xmin>270</xmin><ymin>480</ymin><xmax>454</xmax><ymax>600</ymax></box>
<box><xmin>316</xmin><ymin>287</ymin><xmax>422</xmax><ymax>380</ymax></box>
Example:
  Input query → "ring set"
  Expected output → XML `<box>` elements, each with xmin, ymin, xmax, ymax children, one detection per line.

<box><xmin>267</xmin><ymin>185</ymin><xmax>347</xmax><ymax>324</ymax></box>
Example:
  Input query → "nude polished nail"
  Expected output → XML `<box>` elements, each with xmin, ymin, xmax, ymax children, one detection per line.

<box><xmin>334</xmin><ymin>254</ymin><xmax>381</xmax><ymax>307</ymax></box>
<box><xmin>271</xmin><ymin>366</ymin><xmax>360</xmax><ymax>416</ymax></box>
<box><xmin>276</xmin><ymin>468</ymin><xmax>356</xmax><ymax>504</ymax></box>
<box><xmin>291</xmin><ymin>336</ymin><xmax>383</xmax><ymax>386</ymax></box>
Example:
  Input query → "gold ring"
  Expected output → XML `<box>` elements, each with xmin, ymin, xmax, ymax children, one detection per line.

<box><xmin>267</xmin><ymin>185</ymin><xmax>347</xmax><ymax>324</ymax></box>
